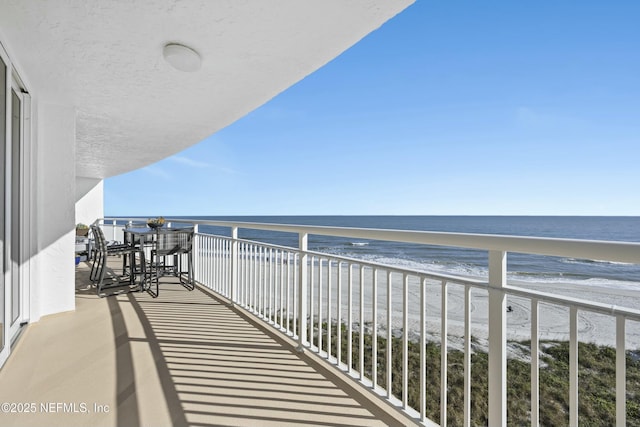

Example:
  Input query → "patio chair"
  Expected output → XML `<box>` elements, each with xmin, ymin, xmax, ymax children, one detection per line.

<box><xmin>121</xmin><ymin>222</ymin><xmax>149</xmax><ymax>276</ymax></box>
<box><xmin>148</xmin><ymin>227</ymin><xmax>195</xmax><ymax>297</ymax></box>
<box><xmin>89</xmin><ymin>225</ymin><xmax>132</xmax><ymax>281</ymax></box>
<box><xmin>90</xmin><ymin>224</ymin><xmax>145</xmax><ymax>296</ymax></box>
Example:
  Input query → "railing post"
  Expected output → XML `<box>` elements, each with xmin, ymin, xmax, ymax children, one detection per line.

<box><xmin>193</xmin><ymin>224</ymin><xmax>199</xmax><ymax>284</ymax></box>
<box><xmin>230</xmin><ymin>226</ymin><xmax>238</xmax><ymax>306</ymax></box>
<box><xmin>531</xmin><ymin>298</ymin><xmax>540</xmax><ymax>427</ymax></box>
<box><xmin>488</xmin><ymin>250</ymin><xmax>507</xmax><ymax>427</ymax></box>
<box><xmin>569</xmin><ymin>307</ymin><xmax>578</xmax><ymax>427</ymax></box>
<box><xmin>616</xmin><ymin>315</ymin><xmax>626</xmax><ymax>427</ymax></box>
<box><xmin>112</xmin><ymin>219</ymin><xmax>117</xmax><ymax>241</ymax></box>
<box><xmin>297</xmin><ymin>232</ymin><xmax>308</xmax><ymax>352</ymax></box>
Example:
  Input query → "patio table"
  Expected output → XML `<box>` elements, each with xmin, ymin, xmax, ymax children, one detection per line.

<box><xmin>124</xmin><ymin>226</ymin><xmax>194</xmax><ymax>296</ymax></box>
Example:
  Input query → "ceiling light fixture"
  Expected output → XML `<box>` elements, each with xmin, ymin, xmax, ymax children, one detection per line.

<box><xmin>163</xmin><ymin>43</ymin><xmax>201</xmax><ymax>72</ymax></box>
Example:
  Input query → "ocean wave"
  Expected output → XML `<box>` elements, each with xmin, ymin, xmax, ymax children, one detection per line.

<box><xmin>324</xmin><ymin>251</ymin><xmax>640</xmax><ymax>291</ymax></box>
<box><xmin>346</xmin><ymin>254</ymin><xmax>489</xmax><ymax>279</ymax></box>
<box><xmin>511</xmin><ymin>271</ymin><xmax>588</xmax><ymax>280</ymax></box>
<box><xmin>561</xmin><ymin>257</ymin><xmax>635</xmax><ymax>266</ymax></box>
<box><xmin>347</xmin><ymin>242</ymin><xmax>369</xmax><ymax>247</ymax></box>
<box><xmin>509</xmin><ymin>275</ymin><xmax>640</xmax><ymax>292</ymax></box>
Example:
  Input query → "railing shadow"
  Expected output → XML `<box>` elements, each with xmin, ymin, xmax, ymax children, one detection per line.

<box><xmin>123</xmin><ymin>283</ymin><xmax>407</xmax><ymax>426</ymax></box>
<box><xmin>107</xmin><ymin>295</ymin><xmax>142</xmax><ymax>427</ymax></box>
<box><xmin>74</xmin><ymin>255</ymin><xmax>411</xmax><ymax>426</ymax></box>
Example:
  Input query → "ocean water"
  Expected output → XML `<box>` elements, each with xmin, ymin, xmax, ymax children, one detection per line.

<box><xmin>180</xmin><ymin>216</ymin><xmax>640</xmax><ymax>290</ymax></box>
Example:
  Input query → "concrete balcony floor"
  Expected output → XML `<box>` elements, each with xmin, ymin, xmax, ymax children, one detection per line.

<box><xmin>0</xmin><ymin>260</ymin><xmax>415</xmax><ymax>427</ymax></box>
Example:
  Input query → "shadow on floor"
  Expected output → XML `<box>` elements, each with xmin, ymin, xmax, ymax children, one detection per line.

<box><xmin>76</xmin><ymin>261</ymin><xmax>410</xmax><ymax>426</ymax></box>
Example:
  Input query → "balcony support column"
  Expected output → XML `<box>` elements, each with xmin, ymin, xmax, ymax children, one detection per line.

<box><xmin>230</xmin><ymin>226</ymin><xmax>238</xmax><ymax>306</ymax></box>
<box><xmin>297</xmin><ymin>232</ymin><xmax>308</xmax><ymax>352</ymax></box>
<box><xmin>488</xmin><ymin>250</ymin><xmax>507</xmax><ymax>427</ymax></box>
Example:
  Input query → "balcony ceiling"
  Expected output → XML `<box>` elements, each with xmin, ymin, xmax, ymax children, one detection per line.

<box><xmin>0</xmin><ymin>0</ymin><xmax>413</xmax><ymax>179</ymax></box>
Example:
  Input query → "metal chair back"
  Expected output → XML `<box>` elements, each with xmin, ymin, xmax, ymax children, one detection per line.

<box><xmin>149</xmin><ymin>227</ymin><xmax>196</xmax><ymax>297</ymax></box>
<box><xmin>155</xmin><ymin>228</ymin><xmax>194</xmax><ymax>256</ymax></box>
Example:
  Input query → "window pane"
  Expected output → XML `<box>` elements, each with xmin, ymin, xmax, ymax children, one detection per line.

<box><xmin>11</xmin><ymin>89</ymin><xmax>20</xmax><ymax>324</ymax></box>
<box><xmin>0</xmin><ymin>56</ymin><xmax>6</xmax><ymax>351</ymax></box>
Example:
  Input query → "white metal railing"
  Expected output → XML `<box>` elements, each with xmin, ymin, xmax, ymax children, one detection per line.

<box><xmin>97</xmin><ymin>217</ymin><xmax>640</xmax><ymax>427</ymax></box>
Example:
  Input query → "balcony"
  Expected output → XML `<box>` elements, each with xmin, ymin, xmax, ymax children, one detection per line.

<box><xmin>2</xmin><ymin>218</ymin><xmax>640</xmax><ymax>426</ymax></box>
<box><xmin>0</xmin><ymin>261</ymin><xmax>414</xmax><ymax>427</ymax></box>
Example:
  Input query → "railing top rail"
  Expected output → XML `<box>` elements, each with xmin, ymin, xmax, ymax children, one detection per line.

<box><xmin>194</xmin><ymin>228</ymin><xmax>640</xmax><ymax>321</ymax></box>
<box><xmin>102</xmin><ymin>217</ymin><xmax>640</xmax><ymax>264</ymax></box>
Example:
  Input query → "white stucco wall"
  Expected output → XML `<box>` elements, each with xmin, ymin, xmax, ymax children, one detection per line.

<box><xmin>34</xmin><ymin>102</ymin><xmax>76</xmax><ymax>319</ymax></box>
<box><xmin>75</xmin><ymin>177</ymin><xmax>103</xmax><ymax>226</ymax></box>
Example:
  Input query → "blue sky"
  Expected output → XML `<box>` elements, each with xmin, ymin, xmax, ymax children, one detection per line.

<box><xmin>105</xmin><ymin>1</ymin><xmax>640</xmax><ymax>216</ymax></box>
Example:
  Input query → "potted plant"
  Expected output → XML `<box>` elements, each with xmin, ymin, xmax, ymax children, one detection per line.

<box><xmin>76</xmin><ymin>223</ymin><xmax>90</xmax><ymax>237</ymax></box>
<box><xmin>146</xmin><ymin>216</ymin><xmax>166</xmax><ymax>229</ymax></box>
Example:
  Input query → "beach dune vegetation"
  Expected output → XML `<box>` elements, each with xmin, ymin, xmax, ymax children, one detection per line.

<box><xmin>312</xmin><ymin>322</ymin><xmax>640</xmax><ymax>426</ymax></box>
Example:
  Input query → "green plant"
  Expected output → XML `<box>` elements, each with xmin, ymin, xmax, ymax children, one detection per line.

<box><xmin>312</xmin><ymin>319</ymin><xmax>640</xmax><ymax>426</ymax></box>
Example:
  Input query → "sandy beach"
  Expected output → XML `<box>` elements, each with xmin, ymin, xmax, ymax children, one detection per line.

<box><xmin>236</xmin><ymin>258</ymin><xmax>640</xmax><ymax>352</ymax></box>
<box><xmin>410</xmin><ymin>279</ymin><xmax>640</xmax><ymax>353</ymax></box>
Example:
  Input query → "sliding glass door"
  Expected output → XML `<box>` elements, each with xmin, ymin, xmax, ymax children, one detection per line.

<box><xmin>9</xmin><ymin>85</ymin><xmax>21</xmax><ymax>339</ymax></box>
<box><xmin>0</xmin><ymin>45</ymin><xmax>27</xmax><ymax>367</ymax></box>
<box><xmin>0</xmin><ymin>53</ymin><xmax>6</xmax><ymax>361</ymax></box>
